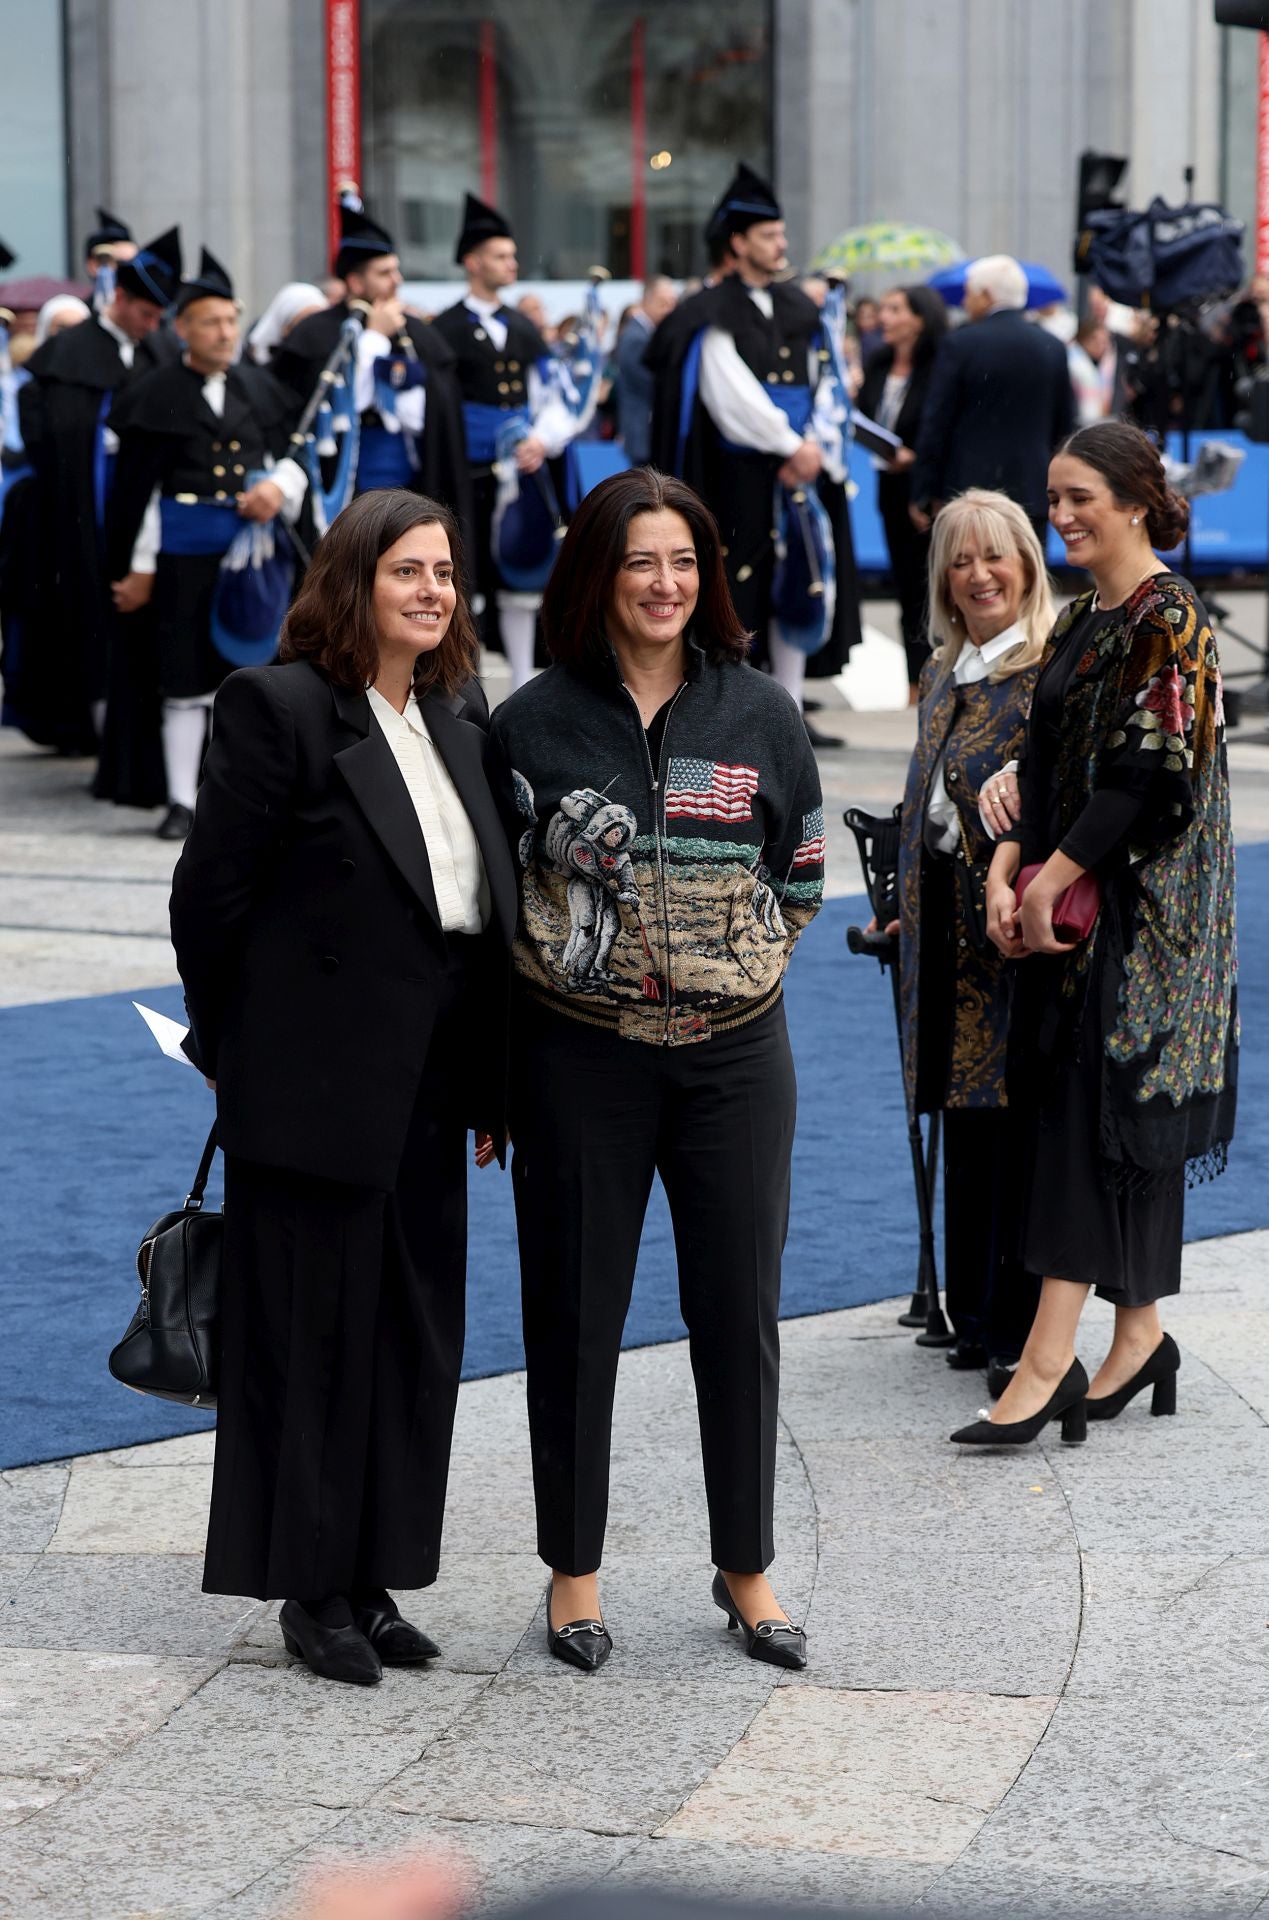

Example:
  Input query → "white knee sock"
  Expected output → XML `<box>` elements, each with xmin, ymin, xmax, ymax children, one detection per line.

<box><xmin>161</xmin><ymin>699</ymin><xmax>210</xmax><ymax>811</ymax></box>
<box><xmin>91</xmin><ymin>698</ymin><xmax>108</xmax><ymax>742</ymax></box>
<box><xmin>498</xmin><ymin>598</ymin><xmax>539</xmax><ymax>692</ymax></box>
<box><xmin>767</xmin><ymin>625</ymin><xmax>807</xmax><ymax>710</ymax></box>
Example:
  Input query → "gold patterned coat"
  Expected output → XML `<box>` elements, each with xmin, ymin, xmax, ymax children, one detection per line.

<box><xmin>898</xmin><ymin>657</ymin><xmax>1039</xmax><ymax>1115</ymax></box>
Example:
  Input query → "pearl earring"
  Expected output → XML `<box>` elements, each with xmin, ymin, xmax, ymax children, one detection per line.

<box><xmin>1131</xmin><ymin>515</ymin><xmax>1140</xmax><ymax>525</ymax></box>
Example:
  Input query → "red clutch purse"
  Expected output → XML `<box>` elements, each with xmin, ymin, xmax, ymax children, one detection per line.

<box><xmin>1015</xmin><ymin>864</ymin><xmax>1101</xmax><ymax>942</ymax></box>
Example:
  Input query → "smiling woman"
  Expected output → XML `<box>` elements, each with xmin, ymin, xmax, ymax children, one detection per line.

<box><xmin>488</xmin><ymin>468</ymin><xmax>824</xmax><ymax>1675</ymax></box>
<box><xmin>169</xmin><ymin>487</ymin><xmax>518</xmax><ymax>1686</ymax></box>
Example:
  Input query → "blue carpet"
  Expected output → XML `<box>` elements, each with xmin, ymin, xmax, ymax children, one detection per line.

<box><xmin>1</xmin><ymin>850</ymin><xmax>1263</xmax><ymax>1469</ymax></box>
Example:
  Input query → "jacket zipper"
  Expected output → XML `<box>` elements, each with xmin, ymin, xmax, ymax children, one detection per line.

<box><xmin>624</xmin><ymin>681</ymin><xmax>688</xmax><ymax>1042</ymax></box>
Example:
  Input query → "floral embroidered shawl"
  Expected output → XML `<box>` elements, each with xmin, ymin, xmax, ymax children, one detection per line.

<box><xmin>1042</xmin><ymin>573</ymin><xmax>1237</xmax><ymax>1181</ymax></box>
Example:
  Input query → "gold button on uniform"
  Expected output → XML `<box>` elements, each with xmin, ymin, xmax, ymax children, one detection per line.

<box><xmin>736</xmin><ymin>564</ymin><xmax>753</xmax><ymax>582</ymax></box>
<box><xmin>494</xmin><ymin>359</ymin><xmax>506</xmax><ymax>372</ymax></box>
<box><xmin>498</xmin><ymin>381</ymin><xmax>510</xmax><ymax>395</ymax></box>
<box><xmin>211</xmin><ymin>441</ymin><xmax>222</xmax><ymax>453</ymax></box>
<box><xmin>232</xmin><ymin>464</ymin><xmax>245</xmax><ymax>476</ymax></box>
<box><xmin>474</xmin><ymin>328</ymin><xmax>487</xmax><ymax>341</ymax></box>
<box><xmin>510</xmin><ymin>379</ymin><xmax>524</xmax><ymax>393</ymax></box>
<box><xmin>782</xmin><ymin>369</ymin><xmax>795</xmax><ymax>381</ymax></box>
<box><xmin>766</xmin><ymin>372</ymin><xmax>778</xmax><ymax>384</ymax></box>
<box><xmin>214</xmin><ymin>489</ymin><xmax>227</xmax><ymax>500</ymax></box>
<box><xmin>509</xmin><ymin>359</ymin><xmax>521</xmax><ymax>371</ymax></box>
<box><xmin>778</xmin><ymin>345</ymin><xmax>791</xmax><ymax>358</ymax></box>
<box><xmin>213</xmin><ymin>464</ymin><xmax>226</xmax><ymax>477</ymax></box>
<box><xmin>229</xmin><ymin>439</ymin><xmax>241</xmax><ymax>452</ymax></box>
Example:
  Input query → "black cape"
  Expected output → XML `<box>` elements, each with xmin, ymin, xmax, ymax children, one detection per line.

<box><xmin>11</xmin><ymin>317</ymin><xmax>175</xmax><ymax>756</ymax></box>
<box><xmin>272</xmin><ymin>303</ymin><xmax>472</xmax><ymax>549</ymax></box>
<box><xmin>644</xmin><ymin>279</ymin><xmax>860</xmax><ymax>669</ymax></box>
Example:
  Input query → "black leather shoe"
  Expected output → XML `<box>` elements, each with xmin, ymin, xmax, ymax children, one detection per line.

<box><xmin>546</xmin><ymin>1580</ymin><xmax>612</xmax><ymax>1672</ymax></box>
<box><xmin>803</xmin><ymin>719</ymin><xmax>846</xmax><ymax>751</ymax></box>
<box><xmin>279</xmin><ymin>1599</ymin><xmax>382</xmax><ymax>1685</ymax></box>
<box><xmin>945</xmin><ymin>1339</ymin><xmax>989</xmax><ymax>1371</ymax></box>
<box><xmin>950</xmin><ymin>1360</ymin><xmax>1089</xmax><ymax>1447</ymax></box>
<box><xmin>156</xmin><ymin>803</ymin><xmax>194</xmax><ymax>841</ymax></box>
<box><xmin>355</xmin><ymin>1604</ymin><xmax>440</xmax><ymax>1665</ymax></box>
<box><xmin>986</xmin><ymin>1359</ymin><xmax>1017</xmax><ymax>1401</ymax></box>
<box><xmin>711</xmin><ymin>1570</ymin><xmax>807</xmax><ymax>1670</ymax></box>
<box><xmin>1086</xmin><ymin>1332</ymin><xmax>1180</xmax><ymax>1420</ymax></box>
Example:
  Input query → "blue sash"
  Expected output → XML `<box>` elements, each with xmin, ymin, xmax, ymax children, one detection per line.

<box><xmin>720</xmin><ymin>381</ymin><xmax>813</xmax><ymax>456</ymax></box>
<box><xmin>159</xmin><ymin>498</ymin><xmax>238</xmax><ymax>557</ymax></box>
<box><xmin>93</xmin><ymin>394</ymin><xmax>117</xmax><ymax>531</ymax></box>
<box><xmin>462</xmin><ymin>401</ymin><xmax>529</xmax><ymax>466</ymax></box>
<box><xmin>355</xmin><ymin>424</ymin><xmax>415</xmax><ymax>494</ymax></box>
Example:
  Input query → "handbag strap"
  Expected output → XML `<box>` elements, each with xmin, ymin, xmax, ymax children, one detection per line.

<box><xmin>184</xmin><ymin>1122</ymin><xmax>219</xmax><ymax>1212</ymax></box>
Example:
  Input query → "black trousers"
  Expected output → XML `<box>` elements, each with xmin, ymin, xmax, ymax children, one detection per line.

<box><xmin>943</xmin><ymin>1106</ymin><xmax>1040</xmax><ymax>1362</ymax></box>
<box><xmin>877</xmin><ymin>470</ymin><xmax>932</xmax><ymax>689</ymax></box>
<box><xmin>203</xmin><ymin>956</ymin><xmax>472</xmax><ymax>1602</ymax></box>
<box><xmin>510</xmin><ymin>998</ymin><xmax>796</xmax><ymax>1576</ymax></box>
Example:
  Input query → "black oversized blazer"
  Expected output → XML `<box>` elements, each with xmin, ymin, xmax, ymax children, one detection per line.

<box><xmin>169</xmin><ymin>658</ymin><xmax>519</xmax><ymax>1191</ymax></box>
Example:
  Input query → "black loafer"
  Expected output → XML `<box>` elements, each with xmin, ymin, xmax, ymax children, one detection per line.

<box><xmin>355</xmin><ymin>1605</ymin><xmax>440</xmax><ymax>1665</ymax></box>
<box><xmin>279</xmin><ymin>1599</ymin><xmax>382</xmax><ymax>1686</ymax></box>
<box><xmin>546</xmin><ymin>1580</ymin><xmax>612</xmax><ymax>1672</ymax></box>
<box><xmin>711</xmin><ymin>1570</ymin><xmax>807</xmax><ymax>1670</ymax></box>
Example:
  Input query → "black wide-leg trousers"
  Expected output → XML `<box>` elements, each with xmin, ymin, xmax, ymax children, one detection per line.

<box><xmin>510</xmin><ymin>999</ymin><xmax>796</xmax><ymax>1577</ymax></box>
<box><xmin>203</xmin><ymin>966</ymin><xmax>471</xmax><ymax>1602</ymax></box>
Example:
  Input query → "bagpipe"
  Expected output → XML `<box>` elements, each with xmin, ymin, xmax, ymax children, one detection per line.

<box><xmin>162</xmin><ymin>480</ymin><xmax>295</xmax><ymax>670</ymax></box>
<box><xmin>292</xmin><ymin>300</ymin><xmax>426</xmax><ymax>531</ymax></box>
<box><xmin>769</xmin><ymin>284</ymin><xmax>854</xmax><ymax>656</ymax></box>
<box><xmin>490</xmin><ymin>269</ymin><xmax>610</xmax><ymax>593</ymax></box>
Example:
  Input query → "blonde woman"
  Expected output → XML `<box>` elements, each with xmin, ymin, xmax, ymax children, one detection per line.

<box><xmin>891</xmin><ymin>491</ymin><xmax>1054</xmax><ymax>1381</ymax></box>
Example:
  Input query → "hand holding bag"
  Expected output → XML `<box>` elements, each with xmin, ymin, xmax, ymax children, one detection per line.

<box><xmin>108</xmin><ymin>1124</ymin><xmax>221</xmax><ymax>1408</ymax></box>
<box><xmin>1015</xmin><ymin>863</ymin><xmax>1101</xmax><ymax>943</ymax></box>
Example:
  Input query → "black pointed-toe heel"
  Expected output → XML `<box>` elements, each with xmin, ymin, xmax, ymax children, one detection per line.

<box><xmin>950</xmin><ymin>1360</ymin><xmax>1089</xmax><ymax>1448</ymax></box>
<box><xmin>545</xmin><ymin>1580</ymin><xmax>612</xmax><ymax>1672</ymax></box>
<box><xmin>711</xmin><ymin>1570</ymin><xmax>807</xmax><ymax>1670</ymax></box>
<box><xmin>1086</xmin><ymin>1333</ymin><xmax>1180</xmax><ymax>1421</ymax></box>
<box><xmin>279</xmin><ymin>1600</ymin><xmax>382</xmax><ymax>1686</ymax></box>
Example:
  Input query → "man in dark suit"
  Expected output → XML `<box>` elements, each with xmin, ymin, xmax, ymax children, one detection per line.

<box><xmin>615</xmin><ymin>276</ymin><xmax>678</xmax><ymax>464</ymax></box>
<box><xmin>910</xmin><ymin>254</ymin><xmax>1075</xmax><ymax>546</ymax></box>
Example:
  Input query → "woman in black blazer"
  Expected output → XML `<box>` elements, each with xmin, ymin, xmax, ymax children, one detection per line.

<box><xmin>857</xmin><ymin>285</ymin><xmax>948</xmax><ymax>696</ymax></box>
<box><xmin>170</xmin><ymin>488</ymin><xmax>517</xmax><ymax>1686</ymax></box>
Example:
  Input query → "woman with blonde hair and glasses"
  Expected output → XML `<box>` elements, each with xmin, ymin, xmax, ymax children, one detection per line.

<box><xmin>883</xmin><ymin>490</ymin><xmax>1054</xmax><ymax>1384</ymax></box>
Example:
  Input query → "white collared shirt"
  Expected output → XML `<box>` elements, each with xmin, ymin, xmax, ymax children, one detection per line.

<box><xmin>926</xmin><ymin>624</ymin><xmax>1025</xmax><ymax>854</ymax></box>
<box><xmin>698</xmin><ymin>283</ymin><xmax>821</xmax><ymax>461</ymax></box>
<box><xmin>365</xmin><ymin>684</ymin><xmax>490</xmax><ymax>934</ymax></box>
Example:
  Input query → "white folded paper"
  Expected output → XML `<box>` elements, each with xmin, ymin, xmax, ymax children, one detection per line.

<box><xmin>133</xmin><ymin>1001</ymin><xmax>196</xmax><ymax>1068</ymax></box>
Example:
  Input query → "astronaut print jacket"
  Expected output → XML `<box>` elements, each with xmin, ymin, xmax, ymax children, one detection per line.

<box><xmin>487</xmin><ymin>642</ymin><xmax>825</xmax><ymax>1045</ymax></box>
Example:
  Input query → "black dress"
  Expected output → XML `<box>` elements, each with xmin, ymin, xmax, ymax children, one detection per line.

<box><xmin>1010</xmin><ymin>600</ymin><xmax>1183</xmax><ymax>1305</ymax></box>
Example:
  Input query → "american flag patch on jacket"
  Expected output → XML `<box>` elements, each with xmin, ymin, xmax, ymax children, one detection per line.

<box><xmin>664</xmin><ymin>758</ymin><xmax>760</xmax><ymax>823</ymax></box>
<box><xmin>792</xmin><ymin>806</ymin><xmax>826</xmax><ymax>867</ymax></box>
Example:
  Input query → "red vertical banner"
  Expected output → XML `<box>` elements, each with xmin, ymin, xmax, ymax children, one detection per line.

<box><xmin>327</xmin><ymin>0</ymin><xmax>363</xmax><ymax>267</ymax></box>
<box><xmin>479</xmin><ymin>20</ymin><xmax>497</xmax><ymax>204</ymax></box>
<box><xmin>1259</xmin><ymin>33</ymin><xmax>1269</xmax><ymax>274</ymax></box>
<box><xmin>630</xmin><ymin>16</ymin><xmax>646</xmax><ymax>282</ymax></box>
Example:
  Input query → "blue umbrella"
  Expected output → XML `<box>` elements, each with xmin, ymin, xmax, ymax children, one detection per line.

<box><xmin>926</xmin><ymin>259</ymin><xmax>1067</xmax><ymax>310</ymax></box>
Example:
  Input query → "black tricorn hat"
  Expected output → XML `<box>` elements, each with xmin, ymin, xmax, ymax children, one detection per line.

<box><xmin>705</xmin><ymin>164</ymin><xmax>782</xmax><ymax>246</ymax></box>
<box><xmin>117</xmin><ymin>226</ymin><xmax>183</xmax><ymax>308</ymax></box>
<box><xmin>176</xmin><ymin>245</ymin><xmax>236</xmax><ymax>314</ymax></box>
<box><xmin>334</xmin><ymin>204</ymin><xmax>396</xmax><ymax>279</ymax></box>
<box><xmin>455</xmin><ymin>192</ymin><xmax>513</xmax><ymax>265</ymax></box>
<box><xmin>85</xmin><ymin>206</ymin><xmax>133</xmax><ymax>257</ymax></box>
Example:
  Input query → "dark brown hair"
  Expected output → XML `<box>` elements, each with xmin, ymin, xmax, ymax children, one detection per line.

<box><xmin>540</xmin><ymin>468</ymin><xmax>750</xmax><ymax>667</ymax></box>
<box><xmin>1057</xmin><ymin>421</ymin><xmax>1190</xmax><ymax>550</ymax></box>
<box><xmin>279</xmin><ymin>488</ymin><xmax>479</xmax><ymax>696</ymax></box>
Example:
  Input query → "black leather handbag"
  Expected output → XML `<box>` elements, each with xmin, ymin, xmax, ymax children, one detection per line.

<box><xmin>109</xmin><ymin>1124</ymin><xmax>221</xmax><ymax>1408</ymax></box>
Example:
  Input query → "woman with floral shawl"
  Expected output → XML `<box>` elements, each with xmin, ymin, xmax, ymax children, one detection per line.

<box><xmin>952</xmin><ymin>422</ymin><xmax>1236</xmax><ymax>1447</ymax></box>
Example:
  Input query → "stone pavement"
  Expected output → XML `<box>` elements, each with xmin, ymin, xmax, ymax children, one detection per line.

<box><xmin>2</xmin><ymin>1236</ymin><xmax>1268</xmax><ymax>1918</ymax></box>
<box><xmin>2</xmin><ymin>610</ymin><xmax>1268</xmax><ymax>1917</ymax></box>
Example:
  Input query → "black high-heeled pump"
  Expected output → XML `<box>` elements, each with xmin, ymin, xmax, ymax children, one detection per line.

<box><xmin>711</xmin><ymin>1570</ymin><xmax>807</xmax><ymax>1670</ymax></box>
<box><xmin>950</xmin><ymin>1359</ymin><xmax>1089</xmax><ymax>1447</ymax></box>
<box><xmin>1086</xmin><ymin>1332</ymin><xmax>1180</xmax><ymax>1421</ymax></box>
<box><xmin>545</xmin><ymin>1580</ymin><xmax>612</xmax><ymax>1672</ymax></box>
<box><xmin>279</xmin><ymin>1599</ymin><xmax>382</xmax><ymax>1686</ymax></box>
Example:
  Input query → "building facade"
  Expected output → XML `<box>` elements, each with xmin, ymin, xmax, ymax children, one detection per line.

<box><xmin>7</xmin><ymin>0</ymin><xmax>1260</xmax><ymax>310</ymax></box>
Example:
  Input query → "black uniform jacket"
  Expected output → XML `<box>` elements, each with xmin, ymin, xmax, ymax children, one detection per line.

<box><xmin>910</xmin><ymin>308</ymin><xmax>1075</xmax><ymax>519</ymax></box>
<box><xmin>170</xmin><ymin>659</ymin><xmax>519</xmax><ymax>1191</ymax></box>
